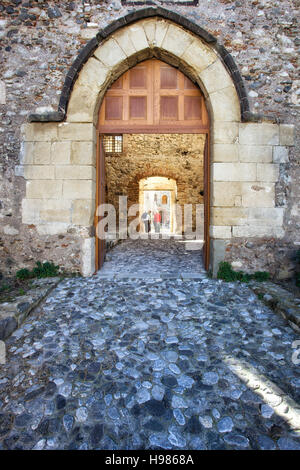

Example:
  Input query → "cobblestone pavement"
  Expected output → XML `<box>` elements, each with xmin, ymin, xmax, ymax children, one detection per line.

<box><xmin>0</xmin><ymin>240</ymin><xmax>300</xmax><ymax>450</ymax></box>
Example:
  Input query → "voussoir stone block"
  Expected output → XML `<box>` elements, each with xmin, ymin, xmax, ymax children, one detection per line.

<box><xmin>67</xmin><ymin>83</ymin><xmax>99</xmax><ymax>123</ymax></box>
<box><xmin>239</xmin><ymin>123</ymin><xmax>279</xmax><ymax>146</ymax></box>
<box><xmin>128</xmin><ymin>23</ymin><xmax>149</xmax><ymax>52</ymax></box>
<box><xmin>113</xmin><ymin>29</ymin><xmax>136</xmax><ymax>57</ymax></box>
<box><xmin>239</xmin><ymin>145</ymin><xmax>273</xmax><ymax>163</ymax></box>
<box><xmin>182</xmin><ymin>37</ymin><xmax>217</xmax><ymax>74</ymax></box>
<box><xmin>141</xmin><ymin>18</ymin><xmax>156</xmax><ymax>46</ymax></box>
<box><xmin>94</xmin><ymin>38</ymin><xmax>127</xmax><ymax>68</ymax></box>
<box><xmin>199</xmin><ymin>60</ymin><xmax>233</xmax><ymax>94</ymax></box>
<box><xmin>209</xmin><ymin>86</ymin><xmax>240</xmax><ymax>122</ymax></box>
<box><xmin>162</xmin><ymin>23</ymin><xmax>194</xmax><ymax>58</ymax></box>
<box><xmin>154</xmin><ymin>19</ymin><xmax>169</xmax><ymax>48</ymax></box>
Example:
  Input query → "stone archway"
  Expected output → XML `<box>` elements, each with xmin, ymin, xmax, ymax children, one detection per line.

<box><xmin>21</xmin><ymin>8</ymin><xmax>289</xmax><ymax>276</ymax></box>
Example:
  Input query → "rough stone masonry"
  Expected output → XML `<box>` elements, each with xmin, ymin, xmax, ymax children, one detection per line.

<box><xmin>0</xmin><ymin>0</ymin><xmax>299</xmax><ymax>278</ymax></box>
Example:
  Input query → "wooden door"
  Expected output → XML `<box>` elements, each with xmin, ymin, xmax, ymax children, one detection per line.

<box><xmin>95</xmin><ymin>134</ymin><xmax>106</xmax><ymax>271</ymax></box>
<box><xmin>203</xmin><ymin>133</ymin><xmax>210</xmax><ymax>271</ymax></box>
<box><xmin>98</xmin><ymin>59</ymin><xmax>209</xmax><ymax>134</ymax></box>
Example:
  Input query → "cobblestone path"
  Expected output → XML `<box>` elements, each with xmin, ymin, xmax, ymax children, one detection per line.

<box><xmin>0</xmin><ymin>240</ymin><xmax>300</xmax><ymax>450</ymax></box>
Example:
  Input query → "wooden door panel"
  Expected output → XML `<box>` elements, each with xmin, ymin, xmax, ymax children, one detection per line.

<box><xmin>99</xmin><ymin>59</ymin><xmax>208</xmax><ymax>132</ymax></box>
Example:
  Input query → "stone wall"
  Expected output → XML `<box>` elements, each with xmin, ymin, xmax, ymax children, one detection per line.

<box><xmin>0</xmin><ymin>0</ymin><xmax>299</xmax><ymax>278</ymax></box>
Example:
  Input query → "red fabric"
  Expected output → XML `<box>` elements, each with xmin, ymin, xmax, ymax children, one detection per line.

<box><xmin>154</xmin><ymin>213</ymin><xmax>161</xmax><ymax>223</ymax></box>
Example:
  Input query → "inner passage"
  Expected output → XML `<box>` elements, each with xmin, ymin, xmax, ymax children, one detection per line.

<box><xmin>104</xmin><ymin>133</ymin><xmax>205</xmax><ymax>240</ymax></box>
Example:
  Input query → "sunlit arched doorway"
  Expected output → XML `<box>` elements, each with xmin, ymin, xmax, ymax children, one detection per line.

<box><xmin>95</xmin><ymin>58</ymin><xmax>210</xmax><ymax>270</ymax></box>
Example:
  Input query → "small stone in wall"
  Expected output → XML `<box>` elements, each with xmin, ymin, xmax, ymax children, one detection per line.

<box><xmin>3</xmin><ymin>225</ymin><xmax>19</xmax><ymax>236</ymax></box>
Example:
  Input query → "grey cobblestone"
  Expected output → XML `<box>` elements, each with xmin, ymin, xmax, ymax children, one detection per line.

<box><xmin>0</xmin><ymin>240</ymin><xmax>299</xmax><ymax>450</ymax></box>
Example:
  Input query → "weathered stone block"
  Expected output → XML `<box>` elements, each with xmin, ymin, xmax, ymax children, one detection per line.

<box><xmin>67</xmin><ymin>83</ymin><xmax>99</xmax><ymax>123</ymax></box>
<box><xmin>81</xmin><ymin>237</ymin><xmax>95</xmax><ymax>277</ymax></box>
<box><xmin>26</xmin><ymin>180</ymin><xmax>62</xmax><ymax>199</ymax></box>
<box><xmin>36</xmin><ymin>223</ymin><xmax>70</xmax><ymax>236</ymax></box>
<box><xmin>273</xmin><ymin>146</ymin><xmax>289</xmax><ymax>163</ymax></box>
<box><xmin>162</xmin><ymin>23</ymin><xmax>193</xmax><ymax>58</ymax></box>
<box><xmin>63</xmin><ymin>180</ymin><xmax>95</xmax><ymax>200</ymax></box>
<box><xmin>199</xmin><ymin>60</ymin><xmax>233</xmax><ymax>94</ymax></box>
<box><xmin>67</xmin><ymin>58</ymin><xmax>109</xmax><ymax>123</ymax></box>
<box><xmin>212</xmin><ymin>182</ymin><xmax>241</xmax><ymax>206</ymax></box>
<box><xmin>154</xmin><ymin>19</ymin><xmax>170</xmax><ymax>48</ymax></box>
<box><xmin>22</xmin><ymin>199</ymin><xmax>41</xmax><ymax>224</ymax></box>
<box><xmin>280</xmin><ymin>124</ymin><xmax>294</xmax><ymax>146</ymax></box>
<box><xmin>71</xmin><ymin>142</ymin><xmax>95</xmax><ymax>166</ymax></box>
<box><xmin>247</xmin><ymin>207</ymin><xmax>284</xmax><ymax>226</ymax></box>
<box><xmin>39</xmin><ymin>200</ymin><xmax>72</xmax><ymax>223</ymax></box>
<box><xmin>113</xmin><ymin>28</ymin><xmax>136</xmax><ymax>57</ymax></box>
<box><xmin>210</xmin><ymin>225</ymin><xmax>232</xmax><ymax>239</ymax></box>
<box><xmin>239</xmin><ymin>145</ymin><xmax>272</xmax><ymax>163</ymax></box>
<box><xmin>213</xmin><ymin>163</ymin><xmax>256</xmax><ymax>181</ymax></box>
<box><xmin>21</xmin><ymin>123</ymin><xmax>58</xmax><ymax>142</ymax></box>
<box><xmin>141</xmin><ymin>18</ymin><xmax>156</xmax><ymax>46</ymax></box>
<box><xmin>213</xmin><ymin>144</ymin><xmax>239</xmax><ymax>162</ymax></box>
<box><xmin>58</xmin><ymin>123</ymin><xmax>95</xmax><ymax>141</ymax></box>
<box><xmin>55</xmin><ymin>165</ymin><xmax>95</xmax><ymax>181</ymax></box>
<box><xmin>212</xmin><ymin>207</ymin><xmax>248</xmax><ymax>226</ymax></box>
<box><xmin>128</xmin><ymin>23</ymin><xmax>149</xmax><ymax>52</ymax></box>
<box><xmin>213</xmin><ymin>122</ymin><xmax>239</xmax><ymax>144</ymax></box>
<box><xmin>51</xmin><ymin>142</ymin><xmax>71</xmax><ymax>164</ymax></box>
<box><xmin>94</xmin><ymin>38</ymin><xmax>127</xmax><ymax>68</ymax></box>
<box><xmin>181</xmin><ymin>37</ymin><xmax>217</xmax><ymax>73</ymax></box>
<box><xmin>239</xmin><ymin>123</ymin><xmax>279</xmax><ymax>146</ymax></box>
<box><xmin>24</xmin><ymin>165</ymin><xmax>55</xmax><ymax>180</ymax></box>
<box><xmin>32</xmin><ymin>142</ymin><xmax>51</xmax><ymax>164</ymax></box>
<box><xmin>256</xmin><ymin>163</ymin><xmax>279</xmax><ymax>182</ymax></box>
<box><xmin>241</xmin><ymin>182</ymin><xmax>275</xmax><ymax>208</ymax></box>
<box><xmin>72</xmin><ymin>200</ymin><xmax>95</xmax><ymax>226</ymax></box>
<box><xmin>232</xmin><ymin>226</ymin><xmax>284</xmax><ymax>238</ymax></box>
<box><xmin>209</xmin><ymin>86</ymin><xmax>240</xmax><ymax>122</ymax></box>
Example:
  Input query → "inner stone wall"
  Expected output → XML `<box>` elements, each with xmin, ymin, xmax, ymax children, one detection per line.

<box><xmin>105</xmin><ymin>134</ymin><xmax>205</xmax><ymax>229</ymax></box>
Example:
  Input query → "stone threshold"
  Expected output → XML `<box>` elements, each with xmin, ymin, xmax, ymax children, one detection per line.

<box><xmin>249</xmin><ymin>281</ymin><xmax>300</xmax><ymax>334</ymax></box>
<box><xmin>0</xmin><ymin>277</ymin><xmax>61</xmax><ymax>342</ymax></box>
<box><xmin>96</xmin><ymin>272</ymin><xmax>206</xmax><ymax>280</ymax></box>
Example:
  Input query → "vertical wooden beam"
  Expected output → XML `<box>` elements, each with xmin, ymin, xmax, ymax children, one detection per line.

<box><xmin>203</xmin><ymin>132</ymin><xmax>210</xmax><ymax>271</ymax></box>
